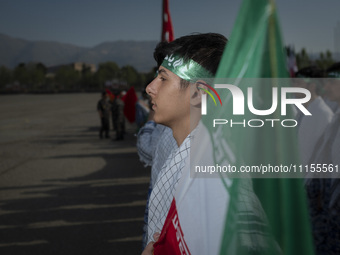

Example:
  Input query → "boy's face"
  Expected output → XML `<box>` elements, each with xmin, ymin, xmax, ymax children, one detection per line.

<box><xmin>146</xmin><ymin>66</ymin><xmax>191</xmax><ymax>127</ymax></box>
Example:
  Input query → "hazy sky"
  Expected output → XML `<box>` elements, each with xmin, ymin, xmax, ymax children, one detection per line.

<box><xmin>0</xmin><ymin>0</ymin><xmax>339</xmax><ymax>53</ymax></box>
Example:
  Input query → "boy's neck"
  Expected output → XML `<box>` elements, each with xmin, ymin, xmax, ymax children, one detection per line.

<box><xmin>172</xmin><ymin>124</ymin><xmax>190</xmax><ymax>147</ymax></box>
<box><xmin>171</xmin><ymin>108</ymin><xmax>200</xmax><ymax>147</ymax></box>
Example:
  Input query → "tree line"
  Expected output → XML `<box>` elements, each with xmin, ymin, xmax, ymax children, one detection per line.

<box><xmin>0</xmin><ymin>49</ymin><xmax>337</xmax><ymax>93</ymax></box>
<box><xmin>0</xmin><ymin>61</ymin><xmax>156</xmax><ymax>93</ymax></box>
<box><xmin>295</xmin><ymin>48</ymin><xmax>335</xmax><ymax>70</ymax></box>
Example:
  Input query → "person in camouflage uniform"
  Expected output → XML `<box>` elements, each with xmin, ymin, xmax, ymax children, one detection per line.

<box><xmin>97</xmin><ymin>91</ymin><xmax>110</xmax><ymax>139</ymax></box>
<box><xmin>112</xmin><ymin>90</ymin><xmax>125</xmax><ymax>141</ymax></box>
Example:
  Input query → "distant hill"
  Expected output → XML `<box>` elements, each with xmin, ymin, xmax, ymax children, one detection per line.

<box><xmin>0</xmin><ymin>33</ymin><xmax>158</xmax><ymax>72</ymax></box>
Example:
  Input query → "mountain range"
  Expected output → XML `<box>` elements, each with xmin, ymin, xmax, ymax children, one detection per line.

<box><xmin>1</xmin><ymin>33</ymin><xmax>339</xmax><ymax>73</ymax></box>
<box><xmin>0</xmin><ymin>33</ymin><xmax>159</xmax><ymax>72</ymax></box>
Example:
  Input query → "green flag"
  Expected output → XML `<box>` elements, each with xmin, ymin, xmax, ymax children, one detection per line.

<box><xmin>201</xmin><ymin>0</ymin><xmax>315</xmax><ymax>254</ymax></box>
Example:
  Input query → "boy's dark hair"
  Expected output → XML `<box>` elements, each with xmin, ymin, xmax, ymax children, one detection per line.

<box><xmin>153</xmin><ymin>33</ymin><xmax>228</xmax><ymax>88</ymax></box>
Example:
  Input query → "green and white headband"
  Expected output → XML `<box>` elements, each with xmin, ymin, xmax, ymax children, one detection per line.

<box><xmin>161</xmin><ymin>54</ymin><xmax>213</xmax><ymax>82</ymax></box>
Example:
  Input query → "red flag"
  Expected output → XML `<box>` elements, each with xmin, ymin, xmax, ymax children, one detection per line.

<box><xmin>123</xmin><ymin>87</ymin><xmax>138</xmax><ymax>123</ymax></box>
<box><xmin>105</xmin><ymin>88</ymin><xmax>115</xmax><ymax>102</ymax></box>
<box><xmin>154</xmin><ymin>199</ymin><xmax>191</xmax><ymax>255</ymax></box>
<box><xmin>162</xmin><ymin>0</ymin><xmax>174</xmax><ymax>42</ymax></box>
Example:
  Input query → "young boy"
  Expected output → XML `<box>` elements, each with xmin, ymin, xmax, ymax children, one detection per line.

<box><xmin>143</xmin><ymin>33</ymin><xmax>227</xmax><ymax>252</ymax></box>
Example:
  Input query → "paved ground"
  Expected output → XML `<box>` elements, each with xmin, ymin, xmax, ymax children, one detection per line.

<box><xmin>0</xmin><ymin>93</ymin><xmax>150</xmax><ymax>255</ymax></box>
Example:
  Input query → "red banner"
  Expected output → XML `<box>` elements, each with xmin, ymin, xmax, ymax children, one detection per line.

<box><xmin>122</xmin><ymin>87</ymin><xmax>138</xmax><ymax>123</ymax></box>
<box><xmin>153</xmin><ymin>199</ymin><xmax>191</xmax><ymax>255</ymax></box>
<box><xmin>161</xmin><ymin>0</ymin><xmax>174</xmax><ymax>42</ymax></box>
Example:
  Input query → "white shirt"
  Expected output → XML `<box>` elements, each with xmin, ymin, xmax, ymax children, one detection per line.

<box><xmin>298</xmin><ymin>96</ymin><xmax>333</xmax><ymax>165</ymax></box>
<box><xmin>331</xmin><ymin>108</ymin><xmax>340</xmax><ymax>168</ymax></box>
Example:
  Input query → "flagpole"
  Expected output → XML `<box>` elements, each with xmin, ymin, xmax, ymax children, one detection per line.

<box><xmin>161</xmin><ymin>0</ymin><xmax>174</xmax><ymax>42</ymax></box>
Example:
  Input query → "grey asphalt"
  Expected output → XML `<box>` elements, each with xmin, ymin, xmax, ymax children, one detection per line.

<box><xmin>0</xmin><ymin>93</ymin><xmax>150</xmax><ymax>255</ymax></box>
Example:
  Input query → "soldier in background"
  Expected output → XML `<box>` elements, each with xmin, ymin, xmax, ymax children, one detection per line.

<box><xmin>112</xmin><ymin>90</ymin><xmax>125</xmax><ymax>141</ymax></box>
<box><xmin>97</xmin><ymin>91</ymin><xmax>110</xmax><ymax>139</ymax></box>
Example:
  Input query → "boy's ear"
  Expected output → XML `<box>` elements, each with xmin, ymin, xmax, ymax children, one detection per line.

<box><xmin>190</xmin><ymin>80</ymin><xmax>207</xmax><ymax>107</ymax></box>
